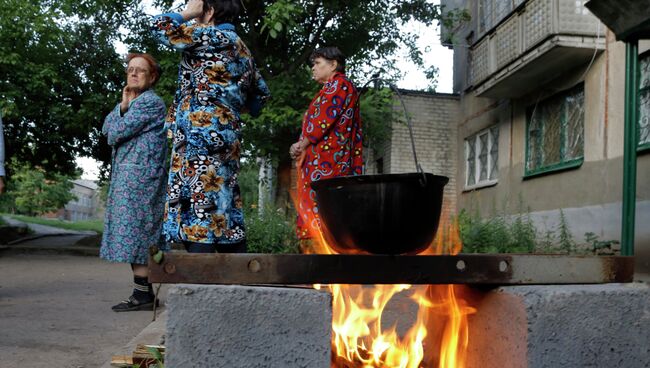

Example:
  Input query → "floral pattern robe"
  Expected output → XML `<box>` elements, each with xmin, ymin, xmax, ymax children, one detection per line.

<box><xmin>100</xmin><ymin>90</ymin><xmax>168</xmax><ymax>264</ymax></box>
<box><xmin>151</xmin><ymin>13</ymin><xmax>270</xmax><ymax>244</ymax></box>
<box><xmin>296</xmin><ymin>72</ymin><xmax>363</xmax><ymax>239</ymax></box>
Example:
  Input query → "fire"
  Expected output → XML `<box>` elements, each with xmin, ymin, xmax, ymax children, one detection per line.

<box><xmin>295</xmin><ymin>189</ymin><xmax>476</xmax><ymax>367</ymax></box>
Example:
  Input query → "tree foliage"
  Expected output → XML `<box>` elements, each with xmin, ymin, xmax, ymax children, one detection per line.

<box><xmin>0</xmin><ymin>0</ymin><xmax>146</xmax><ymax>178</ymax></box>
<box><xmin>148</xmin><ymin>0</ymin><xmax>447</xmax><ymax>162</ymax></box>
<box><xmin>8</xmin><ymin>160</ymin><xmax>77</xmax><ymax>216</ymax></box>
<box><xmin>1</xmin><ymin>0</ymin><xmax>455</xmax><ymax>180</ymax></box>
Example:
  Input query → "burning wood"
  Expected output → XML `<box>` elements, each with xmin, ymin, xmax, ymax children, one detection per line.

<box><xmin>301</xmin><ymin>205</ymin><xmax>476</xmax><ymax>368</ymax></box>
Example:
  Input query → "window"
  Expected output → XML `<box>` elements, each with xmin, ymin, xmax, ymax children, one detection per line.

<box><xmin>525</xmin><ymin>84</ymin><xmax>584</xmax><ymax>176</ymax></box>
<box><xmin>494</xmin><ymin>0</ymin><xmax>513</xmax><ymax>21</ymax></box>
<box><xmin>465</xmin><ymin>126</ymin><xmax>499</xmax><ymax>189</ymax></box>
<box><xmin>478</xmin><ymin>0</ymin><xmax>493</xmax><ymax>34</ymax></box>
<box><xmin>639</xmin><ymin>52</ymin><xmax>650</xmax><ymax>150</ymax></box>
<box><xmin>478</xmin><ymin>0</ymin><xmax>514</xmax><ymax>35</ymax></box>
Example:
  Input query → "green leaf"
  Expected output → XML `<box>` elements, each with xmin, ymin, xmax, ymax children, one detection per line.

<box><xmin>146</xmin><ymin>346</ymin><xmax>164</xmax><ymax>362</ymax></box>
<box><xmin>152</xmin><ymin>250</ymin><xmax>164</xmax><ymax>264</ymax></box>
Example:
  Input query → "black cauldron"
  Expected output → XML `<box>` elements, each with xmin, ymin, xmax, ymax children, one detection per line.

<box><xmin>311</xmin><ymin>173</ymin><xmax>449</xmax><ymax>255</ymax></box>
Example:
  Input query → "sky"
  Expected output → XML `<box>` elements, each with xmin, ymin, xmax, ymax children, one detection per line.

<box><xmin>394</xmin><ymin>21</ymin><xmax>454</xmax><ymax>93</ymax></box>
<box><xmin>76</xmin><ymin>2</ymin><xmax>454</xmax><ymax>180</ymax></box>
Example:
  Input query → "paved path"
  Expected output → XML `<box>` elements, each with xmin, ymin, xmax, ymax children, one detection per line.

<box><xmin>1</xmin><ymin>216</ymin><xmax>96</xmax><ymax>237</ymax></box>
<box><xmin>0</xmin><ymin>253</ymin><xmax>167</xmax><ymax>368</ymax></box>
<box><xmin>1</xmin><ymin>216</ymin><xmax>101</xmax><ymax>255</ymax></box>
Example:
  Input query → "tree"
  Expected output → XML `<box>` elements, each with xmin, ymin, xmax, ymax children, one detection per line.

<box><xmin>10</xmin><ymin>161</ymin><xmax>77</xmax><ymax>216</ymax></box>
<box><xmin>0</xmin><ymin>0</ymin><xmax>142</xmax><ymax>178</ymax></box>
<box><xmin>0</xmin><ymin>0</ymin><xmax>462</xmax><ymax>192</ymax></box>
<box><xmin>141</xmin><ymin>0</ymin><xmax>452</xmax><ymax>203</ymax></box>
<box><xmin>238</xmin><ymin>0</ymin><xmax>446</xmax><ymax>158</ymax></box>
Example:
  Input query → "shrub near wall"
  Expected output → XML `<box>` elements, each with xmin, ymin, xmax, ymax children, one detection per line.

<box><xmin>458</xmin><ymin>209</ymin><xmax>537</xmax><ymax>254</ymax></box>
<box><xmin>457</xmin><ymin>206</ymin><xmax>618</xmax><ymax>255</ymax></box>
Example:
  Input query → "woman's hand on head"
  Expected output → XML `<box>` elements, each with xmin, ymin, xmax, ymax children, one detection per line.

<box><xmin>181</xmin><ymin>0</ymin><xmax>205</xmax><ymax>21</ymax></box>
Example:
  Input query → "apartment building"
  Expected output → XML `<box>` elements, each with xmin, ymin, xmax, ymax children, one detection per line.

<box><xmin>441</xmin><ymin>0</ymin><xmax>650</xmax><ymax>271</ymax></box>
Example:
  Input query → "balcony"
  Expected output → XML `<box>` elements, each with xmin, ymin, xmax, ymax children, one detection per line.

<box><xmin>470</xmin><ymin>0</ymin><xmax>605</xmax><ymax>98</ymax></box>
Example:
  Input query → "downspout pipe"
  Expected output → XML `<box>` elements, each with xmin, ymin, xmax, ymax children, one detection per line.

<box><xmin>621</xmin><ymin>40</ymin><xmax>639</xmax><ymax>256</ymax></box>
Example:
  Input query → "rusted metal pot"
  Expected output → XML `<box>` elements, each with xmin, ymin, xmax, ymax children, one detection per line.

<box><xmin>311</xmin><ymin>173</ymin><xmax>449</xmax><ymax>255</ymax></box>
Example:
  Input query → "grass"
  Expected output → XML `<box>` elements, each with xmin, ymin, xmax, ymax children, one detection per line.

<box><xmin>2</xmin><ymin>214</ymin><xmax>104</xmax><ymax>233</ymax></box>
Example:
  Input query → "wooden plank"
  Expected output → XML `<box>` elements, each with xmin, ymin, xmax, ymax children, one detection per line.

<box><xmin>110</xmin><ymin>356</ymin><xmax>133</xmax><ymax>367</ymax></box>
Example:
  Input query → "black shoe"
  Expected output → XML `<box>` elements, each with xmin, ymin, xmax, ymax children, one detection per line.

<box><xmin>111</xmin><ymin>295</ymin><xmax>160</xmax><ymax>312</ymax></box>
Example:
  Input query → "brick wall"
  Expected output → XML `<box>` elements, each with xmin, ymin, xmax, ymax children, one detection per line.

<box><xmin>368</xmin><ymin>90</ymin><xmax>460</xmax><ymax>213</ymax></box>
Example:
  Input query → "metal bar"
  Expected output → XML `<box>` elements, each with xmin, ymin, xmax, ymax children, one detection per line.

<box><xmin>149</xmin><ymin>253</ymin><xmax>634</xmax><ymax>285</ymax></box>
<box><xmin>622</xmin><ymin>40</ymin><xmax>639</xmax><ymax>256</ymax></box>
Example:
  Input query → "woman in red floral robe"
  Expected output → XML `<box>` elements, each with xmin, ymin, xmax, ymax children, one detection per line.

<box><xmin>290</xmin><ymin>47</ymin><xmax>363</xmax><ymax>242</ymax></box>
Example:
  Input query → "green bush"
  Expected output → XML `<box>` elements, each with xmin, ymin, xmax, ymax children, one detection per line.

<box><xmin>245</xmin><ymin>207</ymin><xmax>299</xmax><ymax>254</ymax></box>
<box><xmin>238</xmin><ymin>159</ymin><xmax>261</xmax><ymax>211</ymax></box>
<box><xmin>557</xmin><ymin>209</ymin><xmax>576</xmax><ymax>253</ymax></box>
<box><xmin>456</xmin><ymin>200</ymin><xmax>620</xmax><ymax>255</ymax></box>
<box><xmin>457</xmin><ymin>208</ymin><xmax>537</xmax><ymax>254</ymax></box>
<box><xmin>0</xmin><ymin>189</ymin><xmax>15</xmax><ymax>214</ymax></box>
<box><xmin>510</xmin><ymin>213</ymin><xmax>537</xmax><ymax>253</ymax></box>
<box><xmin>238</xmin><ymin>159</ymin><xmax>300</xmax><ymax>253</ymax></box>
<box><xmin>1</xmin><ymin>159</ymin><xmax>77</xmax><ymax>216</ymax></box>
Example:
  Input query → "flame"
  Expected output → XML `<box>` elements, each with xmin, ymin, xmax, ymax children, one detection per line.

<box><xmin>293</xmin><ymin>184</ymin><xmax>475</xmax><ymax>367</ymax></box>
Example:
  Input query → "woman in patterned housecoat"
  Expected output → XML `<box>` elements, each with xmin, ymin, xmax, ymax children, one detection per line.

<box><xmin>151</xmin><ymin>0</ymin><xmax>270</xmax><ymax>253</ymax></box>
<box><xmin>289</xmin><ymin>47</ymin><xmax>363</xmax><ymax>248</ymax></box>
<box><xmin>100</xmin><ymin>53</ymin><xmax>168</xmax><ymax>312</ymax></box>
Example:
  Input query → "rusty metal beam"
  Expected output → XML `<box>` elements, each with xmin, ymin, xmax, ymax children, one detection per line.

<box><xmin>148</xmin><ymin>253</ymin><xmax>634</xmax><ymax>285</ymax></box>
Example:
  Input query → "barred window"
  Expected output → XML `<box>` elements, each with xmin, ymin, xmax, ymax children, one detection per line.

<box><xmin>465</xmin><ymin>126</ymin><xmax>499</xmax><ymax>189</ymax></box>
<box><xmin>526</xmin><ymin>84</ymin><xmax>584</xmax><ymax>176</ymax></box>
<box><xmin>639</xmin><ymin>52</ymin><xmax>650</xmax><ymax>149</ymax></box>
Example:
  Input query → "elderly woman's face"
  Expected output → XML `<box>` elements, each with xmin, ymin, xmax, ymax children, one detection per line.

<box><xmin>311</xmin><ymin>57</ymin><xmax>337</xmax><ymax>84</ymax></box>
<box><xmin>126</xmin><ymin>57</ymin><xmax>154</xmax><ymax>92</ymax></box>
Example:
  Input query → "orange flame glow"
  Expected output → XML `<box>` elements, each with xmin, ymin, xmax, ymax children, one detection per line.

<box><xmin>293</xmin><ymin>187</ymin><xmax>475</xmax><ymax>367</ymax></box>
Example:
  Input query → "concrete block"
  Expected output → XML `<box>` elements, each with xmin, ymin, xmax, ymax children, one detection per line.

<box><xmin>165</xmin><ymin>285</ymin><xmax>332</xmax><ymax>368</ymax></box>
<box><xmin>465</xmin><ymin>283</ymin><xmax>650</xmax><ymax>368</ymax></box>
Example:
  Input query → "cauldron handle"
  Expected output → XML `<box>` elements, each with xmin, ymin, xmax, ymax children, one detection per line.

<box><xmin>359</xmin><ymin>77</ymin><xmax>428</xmax><ymax>187</ymax></box>
<box><xmin>389</xmin><ymin>84</ymin><xmax>427</xmax><ymax>187</ymax></box>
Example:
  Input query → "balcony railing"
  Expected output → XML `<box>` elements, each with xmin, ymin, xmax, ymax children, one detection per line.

<box><xmin>470</xmin><ymin>0</ymin><xmax>605</xmax><ymax>98</ymax></box>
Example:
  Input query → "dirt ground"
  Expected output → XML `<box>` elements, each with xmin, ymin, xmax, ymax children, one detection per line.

<box><xmin>0</xmin><ymin>253</ymin><xmax>166</xmax><ymax>368</ymax></box>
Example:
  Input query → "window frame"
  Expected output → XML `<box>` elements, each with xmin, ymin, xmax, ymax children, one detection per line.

<box><xmin>524</xmin><ymin>84</ymin><xmax>585</xmax><ymax>178</ymax></box>
<box><xmin>464</xmin><ymin>125</ymin><xmax>499</xmax><ymax>191</ymax></box>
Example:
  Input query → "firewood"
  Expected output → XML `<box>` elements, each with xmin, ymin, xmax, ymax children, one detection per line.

<box><xmin>133</xmin><ymin>344</ymin><xmax>165</xmax><ymax>358</ymax></box>
<box><xmin>110</xmin><ymin>355</ymin><xmax>133</xmax><ymax>367</ymax></box>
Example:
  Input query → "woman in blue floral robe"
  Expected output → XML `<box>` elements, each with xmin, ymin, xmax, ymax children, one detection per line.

<box><xmin>100</xmin><ymin>53</ymin><xmax>168</xmax><ymax>311</ymax></box>
<box><xmin>151</xmin><ymin>0</ymin><xmax>270</xmax><ymax>252</ymax></box>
